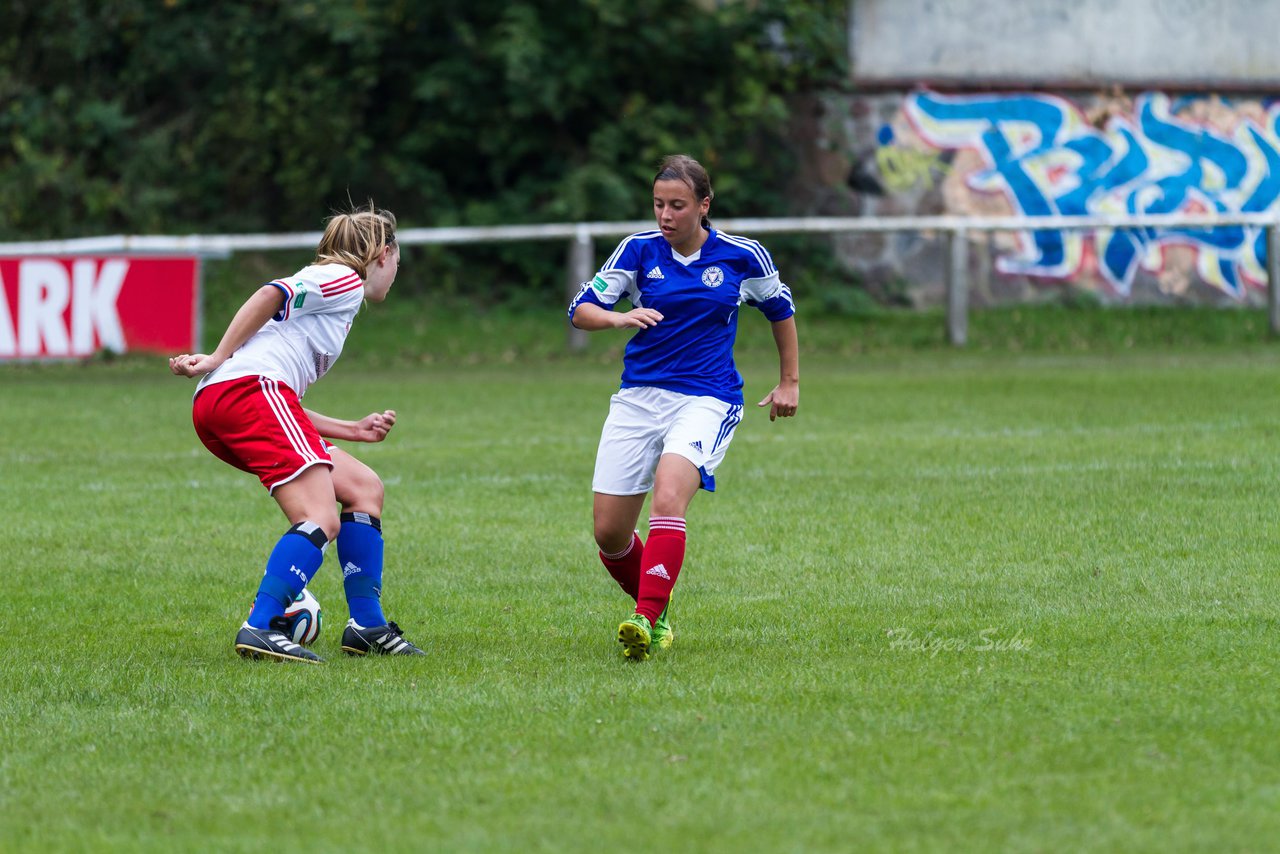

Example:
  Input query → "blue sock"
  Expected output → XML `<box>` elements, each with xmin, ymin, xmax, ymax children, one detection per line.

<box><xmin>338</xmin><ymin>512</ymin><xmax>386</xmax><ymax>627</ymax></box>
<box><xmin>247</xmin><ymin>521</ymin><xmax>329</xmax><ymax>630</ymax></box>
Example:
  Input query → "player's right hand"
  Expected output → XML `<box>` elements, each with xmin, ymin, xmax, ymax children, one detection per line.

<box><xmin>169</xmin><ymin>354</ymin><xmax>221</xmax><ymax>377</ymax></box>
<box><xmin>614</xmin><ymin>308</ymin><xmax>664</xmax><ymax>329</ymax></box>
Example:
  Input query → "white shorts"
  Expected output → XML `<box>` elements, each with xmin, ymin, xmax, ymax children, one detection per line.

<box><xmin>592</xmin><ymin>386</ymin><xmax>744</xmax><ymax>495</ymax></box>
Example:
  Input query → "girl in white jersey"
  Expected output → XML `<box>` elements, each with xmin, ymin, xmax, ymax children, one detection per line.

<box><xmin>170</xmin><ymin>205</ymin><xmax>424</xmax><ymax>663</ymax></box>
<box><xmin>569</xmin><ymin>155</ymin><xmax>800</xmax><ymax>660</ymax></box>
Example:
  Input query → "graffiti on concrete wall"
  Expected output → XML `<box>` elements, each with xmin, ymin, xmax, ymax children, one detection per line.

<box><xmin>881</xmin><ymin>91</ymin><xmax>1280</xmax><ymax>298</ymax></box>
<box><xmin>874</xmin><ymin>140</ymin><xmax>953</xmax><ymax>193</ymax></box>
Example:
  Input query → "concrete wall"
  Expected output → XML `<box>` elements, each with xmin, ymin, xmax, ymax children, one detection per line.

<box><xmin>850</xmin><ymin>0</ymin><xmax>1280</xmax><ymax>88</ymax></box>
<box><xmin>797</xmin><ymin>89</ymin><xmax>1280</xmax><ymax>307</ymax></box>
<box><xmin>808</xmin><ymin>3</ymin><xmax>1280</xmax><ymax>307</ymax></box>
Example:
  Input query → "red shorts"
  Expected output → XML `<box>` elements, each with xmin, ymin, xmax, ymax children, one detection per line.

<box><xmin>192</xmin><ymin>376</ymin><xmax>333</xmax><ymax>493</ymax></box>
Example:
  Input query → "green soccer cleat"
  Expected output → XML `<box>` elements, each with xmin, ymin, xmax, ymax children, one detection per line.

<box><xmin>617</xmin><ymin>614</ymin><xmax>653</xmax><ymax>661</ymax></box>
<box><xmin>651</xmin><ymin>604</ymin><xmax>674</xmax><ymax>652</ymax></box>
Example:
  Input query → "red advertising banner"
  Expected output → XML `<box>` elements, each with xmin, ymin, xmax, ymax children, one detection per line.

<box><xmin>0</xmin><ymin>255</ymin><xmax>199</xmax><ymax>359</ymax></box>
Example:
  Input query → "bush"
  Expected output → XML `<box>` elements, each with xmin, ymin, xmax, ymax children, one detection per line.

<box><xmin>1</xmin><ymin>0</ymin><xmax>848</xmax><ymax>305</ymax></box>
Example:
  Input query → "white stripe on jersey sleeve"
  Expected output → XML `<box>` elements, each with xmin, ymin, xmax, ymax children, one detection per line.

<box><xmin>772</xmin><ymin>283</ymin><xmax>796</xmax><ymax>314</ymax></box>
<box><xmin>718</xmin><ymin>232</ymin><xmax>778</xmax><ymax>276</ymax></box>
<box><xmin>594</xmin><ymin>268</ymin><xmax>638</xmax><ymax>303</ymax></box>
<box><xmin>568</xmin><ymin>267</ymin><xmax>640</xmax><ymax>316</ymax></box>
<box><xmin>602</xmin><ymin>231</ymin><xmax>662</xmax><ymax>271</ymax></box>
<box><xmin>739</xmin><ymin>271</ymin><xmax>785</xmax><ymax>303</ymax></box>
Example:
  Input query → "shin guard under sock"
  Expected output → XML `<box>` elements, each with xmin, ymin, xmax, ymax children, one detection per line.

<box><xmin>248</xmin><ymin>521</ymin><xmax>328</xmax><ymax>629</ymax></box>
<box><xmin>635</xmin><ymin>517</ymin><xmax>686</xmax><ymax>624</ymax></box>
<box><xmin>339</xmin><ymin>512</ymin><xmax>386</xmax><ymax>627</ymax></box>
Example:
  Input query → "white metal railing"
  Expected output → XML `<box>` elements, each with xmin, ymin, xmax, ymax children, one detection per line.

<box><xmin>4</xmin><ymin>212</ymin><xmax>1279</xmax><ymax>347</ymax></box>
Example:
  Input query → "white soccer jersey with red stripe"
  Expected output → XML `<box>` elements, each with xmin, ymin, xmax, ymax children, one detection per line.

<box><xmin>197</xmin><ymin>263</ymin><xmax>365</xmax><ymax>397</ymax></box>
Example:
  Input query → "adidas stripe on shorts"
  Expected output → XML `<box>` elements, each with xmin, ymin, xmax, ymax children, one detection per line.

<box><xmin>592</xmin><ymin>386</ymin><xmax>743</xmax><ymax>495</ymax></box>
<box><xmin>193</xmin><ymin>375</ymin><xmax>334</xmax><ymax>493</ymax></box>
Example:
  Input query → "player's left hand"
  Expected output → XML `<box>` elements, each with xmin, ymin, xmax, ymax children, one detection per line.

<box><xmin>757</xmin><ymin>384</ymin><xmax>798</xmax><ymax>422</ymax></box>
<box><xmin>354</xmin><ymin>410</ymin><xmax>397</xmax><ymax>442</ymax></box>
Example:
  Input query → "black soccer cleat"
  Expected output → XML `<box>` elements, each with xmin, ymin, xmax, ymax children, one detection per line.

<box><xmin>235</xmin><ymin>618</ymin><xmax>324</xmax><ymax>664</ymax></box>
<box><xmin>341</xmin><ymin>619</ymin><xmax>425</xmax><ymax>656</ymax></box>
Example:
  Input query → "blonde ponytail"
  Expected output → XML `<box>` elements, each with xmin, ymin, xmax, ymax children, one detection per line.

<box><xmin>314</xmin><ymin>203</ymin><xmax>397</xmax><ymax>279</ymax></box>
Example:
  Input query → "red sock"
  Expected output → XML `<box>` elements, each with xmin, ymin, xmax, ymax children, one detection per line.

<box><xmin>635</xmin><ymin>516</ymin><xmax>686</xmax><ymax>624</ymax></box>
<box><xmin>599</xmin><ymin>531</ymin><xmax>643</xmax><ymax>601</ymax></box>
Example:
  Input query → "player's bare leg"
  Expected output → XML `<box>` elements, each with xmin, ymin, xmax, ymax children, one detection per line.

<box><xmin>593</xmin><ymin>491</ymin><xmax>646</xmax><ymax>601</ymax></box>
<box><xmin>592</xmin><ymin>492</ymin><xmax>646</xmax><ymax>555</ymax></box>
<box><xmin>271</xmin><ymin>464</ymin><xmax>341</xmax><ymax>538</ymax></box>
<box><xmin>649</xmin><ymin>453</ymin><xmax>700</xmax><ymax>519</ymax></box>
<box><xmin>330</xmin><ymin>447</ymin><xmax>384</xmax><ymax>517</ymax></box>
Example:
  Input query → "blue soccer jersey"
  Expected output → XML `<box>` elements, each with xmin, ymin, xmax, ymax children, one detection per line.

<box><xmin>568</xmin><ymin>228</ymin><xmax>795</xmax><ymax>404</ymax></box>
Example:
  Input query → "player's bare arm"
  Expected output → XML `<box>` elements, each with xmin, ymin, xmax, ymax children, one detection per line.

<box><xmin>169</xmin><ymin>285</ymin><xmax>285</xmax><ymax>377</ymax></box>
<box><xmin>572</xmin><ymin>302</ymin><xmax>664</xmax><ymax>331</ymax></box>
<box><xmin>305</xmin><ymin>408</ymin><xmax>397</xmax><ymax>443</ymax></box>
<box><xmin>757</xmin><ymin>316</ymin><xmax>799</xmax><ymax>421</ymax></box>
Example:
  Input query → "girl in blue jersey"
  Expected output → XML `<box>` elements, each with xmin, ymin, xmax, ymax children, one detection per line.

<box><xmin>568</xmin><ymin>154</ymin><xmax>799</xmax><ymax>660</ymax></box>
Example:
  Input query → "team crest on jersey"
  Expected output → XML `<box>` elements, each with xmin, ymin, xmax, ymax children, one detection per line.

<box><xmin>701</xmin><ymin>266</ymin><xmax>725</xmax><ymax>288</ymax></box>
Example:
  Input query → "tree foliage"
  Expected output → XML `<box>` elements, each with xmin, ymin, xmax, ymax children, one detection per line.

<box><xmin>2</xmin><ymin>0</ymin><xmax>847</xmax><ymax>293</ymax></box>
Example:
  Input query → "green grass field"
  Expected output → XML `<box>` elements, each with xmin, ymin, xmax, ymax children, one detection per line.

<box><xmin>3</xmin><ymin>314</ymin><xmax>1279</xmax><ymax>851</ymax></box>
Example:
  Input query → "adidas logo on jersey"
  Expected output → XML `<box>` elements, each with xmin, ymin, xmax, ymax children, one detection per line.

<box><xmin>646</xmin><ymin>266</ymin><xmax>664</xmax><ymax>280</ymax></box>
<box><xmin>645</xmin><ymin>564</ymin><xmax>671</xmax><ymax>580</ymax></box>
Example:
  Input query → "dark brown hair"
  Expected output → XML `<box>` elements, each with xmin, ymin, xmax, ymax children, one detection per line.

<box><xmin>654</xmin><ymin>154</ymin><xmax>713</xmax><ymax>230</ymax></box>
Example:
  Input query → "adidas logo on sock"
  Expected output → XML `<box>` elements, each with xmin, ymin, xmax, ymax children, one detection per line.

<box><xmin>645</xmin><ymin>564</ymin><xmax>671</xmax><ymax>580</ymax></box>
<box><xmin>342</xmin><ymin>561</ymin><xmax>362</xmax><ymax>578</ymax></box>
<box><xmin>646</xmin><ymin>266</ymin><xmax>664</xmax><ymax>280</ymax></box>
